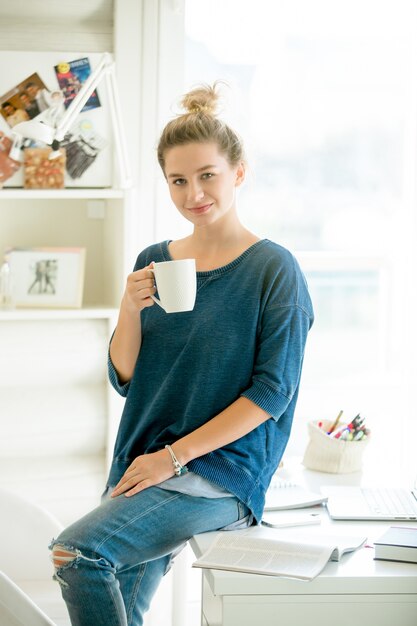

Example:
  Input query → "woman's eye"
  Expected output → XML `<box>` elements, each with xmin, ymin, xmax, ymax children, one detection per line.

<box><xmin>201</xmin><ymin>172</ymin><xmax>214</xmax><ymax>180</ymax></box>
<box><xmin>173</xmin><ymin>178</ymin><xmax>186</xmax><ymax>186</ymax></box>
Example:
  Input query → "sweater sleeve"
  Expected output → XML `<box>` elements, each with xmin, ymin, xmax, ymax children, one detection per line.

<box><xmin>108</xmin><ymin>350</ymin><xmax>131</xmax><ymax>397</ymax></box>
<box><xmin>241</xmin><ymin>304</ymin><xmax>311</xmax><ymax>419</ymax></box>
<box><xmin>241</xmin><ymin>258</ymin><xmax>313</xmax><ymax>420</ymax></box>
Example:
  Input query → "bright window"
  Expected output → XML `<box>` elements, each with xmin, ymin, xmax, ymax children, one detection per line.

<box><xmin>154</xmin><ymin>0</ymin><xmax>417</xmax><ymax>477</ymax></box>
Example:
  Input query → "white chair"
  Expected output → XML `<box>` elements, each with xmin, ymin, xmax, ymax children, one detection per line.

<box><xmin>0</xmin><ymin>487</ymin><xmax>70</xmax><ymax>626</ymax></box>
<box><xmin>0</xmin><ymin>570</ymin><xmax>55</xmax><ymax>626</ymax></box>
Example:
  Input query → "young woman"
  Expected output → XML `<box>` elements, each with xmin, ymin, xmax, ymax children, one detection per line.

<box><xmin>50</xmin><ymin>84</ymin><xmax>314</xmax><ymax>626</ymax></box>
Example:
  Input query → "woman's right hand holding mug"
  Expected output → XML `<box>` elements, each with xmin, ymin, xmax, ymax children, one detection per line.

<box><xmin>122</xmin><ymin>263</ymin><xmax>156</xmax><ymax>314</ymax></box>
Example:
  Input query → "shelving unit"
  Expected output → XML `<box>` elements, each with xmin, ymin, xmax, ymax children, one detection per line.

<box><xmin>0</xmin><ymin>188</ymin><xmax>124</xmax><ymax>199</ymax></box>
<box><xmin>0</xmin><ymin>0</ymin><xmax>140</xmax><ymax>525</ymax></box>
<box><xmin>0</xmin><ymin>306</ymin><xmax>118</xmax><ymax>321</ymax></box>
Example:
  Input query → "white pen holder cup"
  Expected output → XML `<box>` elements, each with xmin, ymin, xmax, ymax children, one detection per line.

<box><xmin>302</xmin><ymin>420</ymin><xmax>369</xmax><ymax>474</ymax></box>
<box><xmin>150</xmin><ymin>259</ymin><xmax>197</xmax><ymax>314</ymax></box>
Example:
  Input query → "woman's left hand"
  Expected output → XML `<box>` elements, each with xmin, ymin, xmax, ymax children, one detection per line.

<box><xmin>111</xmin><ymin>449</ymin><xmax>175</xmax><ymax>498</ymax></box>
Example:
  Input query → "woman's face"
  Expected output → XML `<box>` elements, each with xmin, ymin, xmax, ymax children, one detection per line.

<box><xmin>164</xmin><ymin>142</ymin><xmax>245</xmax><ymax>227</ymax></box>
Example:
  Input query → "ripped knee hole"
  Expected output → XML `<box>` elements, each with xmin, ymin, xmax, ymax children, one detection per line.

<box><xmin>52</xmin><ymin>545</ymin><xmax>77</xmax><ymax>569</ymax></box>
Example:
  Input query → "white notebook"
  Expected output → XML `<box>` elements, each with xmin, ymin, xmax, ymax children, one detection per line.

<box><xmin>264</xmin><ymin>477</ymin><xmax>328</xmax><ymax>511</ymax></box>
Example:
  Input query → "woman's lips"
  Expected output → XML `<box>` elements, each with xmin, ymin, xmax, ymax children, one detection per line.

<box><xmin>187</xmin><ymin>203</ymin><xmax>212</xmax><ymax>214</ymax></box>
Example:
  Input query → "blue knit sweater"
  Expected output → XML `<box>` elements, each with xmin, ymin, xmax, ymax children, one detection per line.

<box><xmin>108</xmin><ymin>239</ymin><xmax>313</xmax><ymax>522</ymax></box>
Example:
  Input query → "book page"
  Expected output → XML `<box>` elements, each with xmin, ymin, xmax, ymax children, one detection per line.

<box><xmin>193</xmin><ymin>533</ymin><xmax>336</xmax><ymax>580</ymax></box>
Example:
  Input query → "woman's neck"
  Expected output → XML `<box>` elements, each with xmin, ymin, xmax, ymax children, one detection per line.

<box><xmin>169</xmin><ymin>215</ymin><xmax>260</xmax><ymax>271</ymax></box>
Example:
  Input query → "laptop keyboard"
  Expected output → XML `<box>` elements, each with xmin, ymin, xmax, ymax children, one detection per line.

<box><xmin>361</xmin><ymin>487</ymin><xmax>417</xmax><ymax>516</ymax></box>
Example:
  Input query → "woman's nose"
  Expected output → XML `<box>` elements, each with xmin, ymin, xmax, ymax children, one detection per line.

<box><xmin>187</xmin><ymin>181</ymin><xmax>204</xmax><ymax>202</ymax></box>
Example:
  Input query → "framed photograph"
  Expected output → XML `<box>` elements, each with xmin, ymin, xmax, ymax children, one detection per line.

<box><xmin>8</xmin><ymin>247</ymin><xmax>86</xmax><ymax>308</ymax></box>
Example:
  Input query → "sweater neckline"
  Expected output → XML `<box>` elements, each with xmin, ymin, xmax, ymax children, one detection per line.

<box><xmin>161</xmin><ymin>239</ymin><xmax>268</xmax><ymax>277</ymax></box>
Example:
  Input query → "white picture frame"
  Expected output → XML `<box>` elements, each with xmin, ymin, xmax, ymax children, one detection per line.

<box><xmin>8</xmin><ymin>247</ymin><xmax>86</xmax><ymax>308</ymax></box>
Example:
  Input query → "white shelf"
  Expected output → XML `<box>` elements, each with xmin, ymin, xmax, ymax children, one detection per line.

<box><xmin>0</xmin><ymin>188</ymin><xmax>125</xmax><ymax>200</ymax></box>
<box><xmin>0</xmin><ymin>306</ymin><xmax>118</xmax><ymax>321</ymax></box>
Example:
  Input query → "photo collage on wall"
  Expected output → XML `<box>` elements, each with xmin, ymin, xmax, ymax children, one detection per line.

<box><xmin>0</xmin><ymin>57</ymin><xmax>106</xmax><ymax>188</ymax></box>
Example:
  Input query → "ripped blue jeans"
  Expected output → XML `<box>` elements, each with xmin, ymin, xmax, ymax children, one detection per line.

<box><xmin>49</xmin><ymin>485</ymin><xmax>250</xmax><ymax>626</ymax></box>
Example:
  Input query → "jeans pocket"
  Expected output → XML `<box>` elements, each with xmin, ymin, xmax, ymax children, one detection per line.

<box><xmin>221</xmin><ymin>499</ymin><xmax>253</xmax><ymax>531</ymax></box>
<box><xmin>237</xmin><ymin>500</ymin><xmax>250</xmax><ymax>520</ymax></box>
<box><xmin>100</xmin><ymin>485</ymin><xmax>115</xmax><ymax>503</ymax></box>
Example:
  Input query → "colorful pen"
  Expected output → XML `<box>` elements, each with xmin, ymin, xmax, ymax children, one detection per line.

<box><xmin>327</xmin><ymin>410</ymin><xmax>343</xmax><ymax>434</ymax></box>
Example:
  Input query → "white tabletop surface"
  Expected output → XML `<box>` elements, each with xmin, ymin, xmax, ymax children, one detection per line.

<box><xmin>190</xmin><ymin>458</ymin><xmax>417</xmax><ymax>597</ymax></box>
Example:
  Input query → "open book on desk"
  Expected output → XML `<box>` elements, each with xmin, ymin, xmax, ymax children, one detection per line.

<box><xmin>193</xmin><ymin>531</ymin><xmax>367</xmax><ymax>581</ymax></box>
<box><xmin>264</xmin><ymin>476</ymin><xmax>328</xmax><ymax>511</ymax></box>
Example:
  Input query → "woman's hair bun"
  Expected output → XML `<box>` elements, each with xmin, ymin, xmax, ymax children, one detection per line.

<box><xmin>180</xmin><ymin>82</ymin><xmax>220</xmax><ymax>116</ymax></box>
<box><xmin>157</xmin><ymin>80</ymin><xmax>244</xmax><ymax>171</ymax></box>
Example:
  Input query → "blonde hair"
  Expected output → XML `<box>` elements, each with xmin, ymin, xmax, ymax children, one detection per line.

<box><xmin>157</xmin><ymin>82</ymin><xmax>244</xmax><ymax>173</ymax></box>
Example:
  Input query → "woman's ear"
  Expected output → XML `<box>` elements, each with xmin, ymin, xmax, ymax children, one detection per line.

<box><xmin>235</xmin><ymin>161</ymin><xmax>246</xmax><ymax>187</ymax></box>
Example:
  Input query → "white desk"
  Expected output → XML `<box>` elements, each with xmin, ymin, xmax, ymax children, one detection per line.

<box><xmin>190</xmin><ymin>462</ymin><xmax>417</xmax><ymax>626</ymax></box>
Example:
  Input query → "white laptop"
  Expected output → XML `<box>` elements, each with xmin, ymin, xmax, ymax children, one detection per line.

<box><xmin>322</xmin><ymin>485</ymin><xmax>417</xmax><ymax>521</ymax></box>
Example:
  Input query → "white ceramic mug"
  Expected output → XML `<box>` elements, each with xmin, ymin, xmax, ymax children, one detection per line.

<box><xmin>150</xmin><ymin>259</ymin><xmax>196</xmax><ymax>313</ymax></box>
